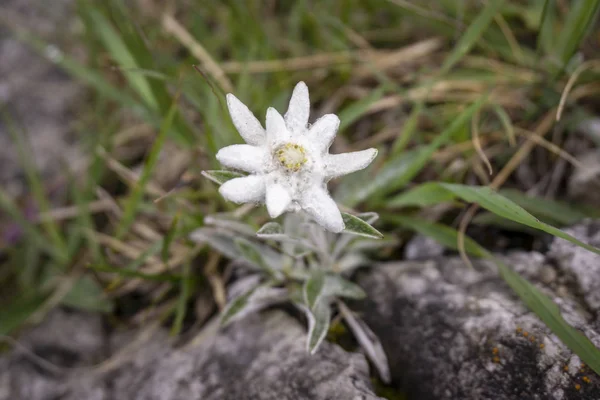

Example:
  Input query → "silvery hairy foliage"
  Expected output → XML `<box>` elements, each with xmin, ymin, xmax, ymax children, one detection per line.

<box><xmin>190</xmin><ymin>82</ymin><xmax>391</xmax><ymax>383</ymax></box>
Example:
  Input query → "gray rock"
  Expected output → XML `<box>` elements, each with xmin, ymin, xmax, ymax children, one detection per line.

<box><xmin>0</xmin><ymin>309</ymin><xmax>107</xmax><ymax>400</ymax></box>
<box><xmin>568</xmin><ymin>150</ymin><xmax>600</xmax><ymax>207</ymax></box>
<box><xmin>0</xmin><ymin>309</ymin><xmax>382</xmax><ymax>400</ymax></box>
<box><xmin>403</xmin><ymin>233</ymin><xmax>445</xmax><ymax>260</ymax></box>
<box><xmin>0</xmin><ymin>0</ymin><xmax>85</xmax><ymax>197</ymax></box>
<box><xmin>356</xmin><ymin>221</ymin><xmax>600</xmax><ymax>400</ymax></box>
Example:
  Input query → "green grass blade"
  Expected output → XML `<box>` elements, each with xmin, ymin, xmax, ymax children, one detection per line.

<box><xmin>171</xmin><ymin>260</ymin><xmax>192</xmax><ymax>335</ymax></box>
<box><xmin>492</xmin><ymin>105</ymin><xmax>516</xmax><ymax>146</ymax></box>
<box><xmin>162</xmin><ymin>215</ymin><xmax>180</xmax><ymax>263</ymax></box>
<box><xmin>391</xmin><ymin>98</ymin><xmax>423</xmax><ymax>156</ymax></box>
<box><xmin>389</xmin><ymin>183</ymin><xmax>588</xmax><ymax>226</ymax></box>
<box><xmin>536</xmin><ymin>0</ymin><xmax>555</xmax><ymax>55</ymax></box>
<box><xmin>438</xmin><ymin>184</ymin><xmax>600</xmax><ymax>255</ymax></box>
<box><xmin>496</xmin><ymin>189</ymin><xmax>587</xmax><ymax>226</ymax></box>
<box><xmin>338</xmin><ymin>86</ymin><xmax>386</xmax><ymax>132</ymax></box>
<box><xmin>555</xmin><ymin>0</ymin><xmax>600</xmax><ymax>70</ymax></box>
<box><xmin>0</xmin><ymin>292</ymin><xmax>48</xmax><ymax>335</ymax></box>
<box><xmin>116</xmin><ymin>102</ymin><xmax>178</xmax><ymax>238</ymax></box>
<box><xmin>87</xmin><ymin>9</ymin><xmax>159</xmax><ymax>110</ymax></box>
<box><xmin>384</xmin><ymin>95</ymin><xmax>487</xmax><ymax>191</ymax></box>
<box><xmin>345</xmin><ymin>95</ymin><xmax>487</xmax><ymax>207</ymax></box>
<box><xmin>441</xmin><ymin>0</ymin><xmax>505</xmax><ymax>73</ymax></box>
<box><xmin>388</xmin><ymin>182</ymin><xmax>457</xmax><ymax>208</ymax></box>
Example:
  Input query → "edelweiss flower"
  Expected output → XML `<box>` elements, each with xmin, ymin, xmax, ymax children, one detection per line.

<box><xmin>216</xmin><ymin>82</ymin><xmax>377</xmax><ymax>233</ymax></box>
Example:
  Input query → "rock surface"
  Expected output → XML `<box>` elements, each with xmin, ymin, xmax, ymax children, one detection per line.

<box><xmin>4</xmin><ymin>221</ymin><xmax>600</xmax><ymax>400</ymax></box>
<box><xmin>0</xmin><ymin>0</ymin><xmax>85</xmax><ymax>197</ymax></box>
<box><xmin>568</xmin><ymin>150</ymin><xmax>600</xmax><ymax>207</ymax></box>
<box><xmin>356</xmin><ymin>220</ymin><xmax>600</xmax><ymax>400</ymax></box>
<box><xmin>0</xmin><ymin>308</ymin><xmax>382</xmax><ymax>400</ymax></box>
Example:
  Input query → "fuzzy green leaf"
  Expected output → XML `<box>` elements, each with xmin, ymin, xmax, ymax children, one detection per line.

<box><xmin>256</xmin><ymin>222</ymin><xmax>284</xmax><ymax>237</ymax></box>
<box><xmin>221</xmin><ymin>287</ymin><xmax>256</xmax><ymax>327</ymax></box>
<box><xmin>324</xmin><ymin>275</ymin><xmax>366</xmax><ymax>300</ymax></box>
<box><xmin>202</xmin><ymin>170</ymin><xmax>245</xmax><ymax>185</ymax></box>
<box><xmin>342</xmin><ymin>213</ymin><xmax>383</xmax><ymax>239</ymax></box>
<box><xmin>303</xmin><ymin>269</ymin><xmax>326</xmax><ymax>310</ymax></box>
<box><xmin>235</xmin><ymin>238</ymin><xmax>279</xmax><ymax>278</ymax></box>
<box><xmin>305</xmin><ymin>299</ymin><xmax>332</xmax><ymax>355</ymax></box>
<box><xmin>221</xmin><ymin>283</ymin><xmax>287</xmax><ymax>326</ymax></box>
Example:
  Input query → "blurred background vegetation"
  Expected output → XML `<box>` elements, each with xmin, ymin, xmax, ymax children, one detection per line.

<box><xmin>1</xmin><ymin>0</ymin><xmax>600</xmax><ymax>374</ymax></box>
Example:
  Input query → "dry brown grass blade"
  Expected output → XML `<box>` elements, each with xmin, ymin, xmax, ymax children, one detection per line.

<box><xmin>471</xmin><ymin>109</ymin><xmax>493</xmax><ymax>176</ymax></box>
<box><xmin>205</xmin><ymin>252</ymin><xmax>226</xmax><ymax>310</ymax></box>
<box><xmin>463</xmin><ymin>56</ymin><xmax>539</xmax><ymax>82</ymax></box>
<box><xmin>569</xmin><ymin>81</ymin><xmax>600</xmax><ymax>103</ymax></box>
<box><xmin>143</xmin><ymin>244</ymin><xmax>202</xmax><ymax>275</ymax></box>
<box><xmin>36</xmin><ymin>199</ymin><xmax>114</xmax><ymax>223</ymax></box>
<box><xmin>367</xmin><ymin>83</ymin><xmax>525</xmax><ymax>114</ymax></box>
<box><xmin>556</xmin><ymin>60</ymin><xmax>600</xmax><ymax>121</ymax></box>
<box><xmin>220</xmin><ymin>51</ymin><xmax>360</xmax><ymax>74</ymax></box>
<box><xmin>112</xmin><ymin>123</ymin><xmax>154</xmax><ymax>147</ymax></box>
<box><xmin>115</xmin><ymin>244</ymin><xmax>203</xmax><ymax>295</ymax></box>
<box><xmin>515</xmin><ymin>128</ymin><xmax>583</xmax><ymax>169</ymax></box>
<box><xmin>457</xmin><ymin>110</ymin><xmax>556</xmax><ymax>268</ymax></box>
<box><xmin>96</xmin><ymin>186</ymin><xmax>123</xmax><ymax>218</ymax></box>
<box><xmin>458</xmin><ymin>204</ymin><xmax>480</xmax><ymax>270</ymax></box>
<box><xmin>471</xmin><ymin>158</ymin><xmax>492</xmax><ymax>185</ymax></box>
<box><xmin>335</xmin><ymin>21</ymin><xmax>373</xmax><ymax>50</ymax></box>
<box><xmin>491</xmin><ymin>111</ymin><xmax>555</xmax><ymax>189</ymax></box>
<box><xmin>386</xmin><ymin>0</ymin><xmax>457</xmax><ymax>26</ymax></box>
<box><xmin>354</xmin><ymin>37</ymin><xmax>443</xmax><ymax>78</ymax></box>
<box><xmin>433</xmin><ymin>132</ymin><xmax>503</xmax><ymax>162</ymax></box>
<box><xmin>97</xmin><ymin>146</ymin><xmax>195</xmax><ymax>212</ymax></box>
<box><xmin>162</xmin><ymin>14</ymin><xmax>233</xmax><ymax>92</ymax></box>
<box><xmin>92</xmin><ymin>230</ymin><xmax>160</xmax><ymax>263</ymax></box>
<box><xmin>494</xmin><ymin>14</ymin><xmax>524</xmax><ymax>64</ymax></box>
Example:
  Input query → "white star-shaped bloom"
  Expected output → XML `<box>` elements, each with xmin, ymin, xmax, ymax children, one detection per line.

<box><xmin>216</xmin><ymin>82</ymin><xmax>377</xmax><ymax>233</ymax></box>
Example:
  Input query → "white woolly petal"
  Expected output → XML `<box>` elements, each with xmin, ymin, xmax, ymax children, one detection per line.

<box><xmin>219</xmin><ymin>175</ymin><xmax>266</xmax><ymax>204</ymax></box>
<box><xmin>285</xmin><ymin>82</ymin><xmax>310</xmax><ymax>134</ymax></box>
<box><xmin>307</xmin><ymin>114</ymin><xmax>340</xmax><ymax>154</ymax></box>
<box><xmin>265</xmin><ymin>183</ymin><xmax>292</xmax><ymax>218</ymax></box>
<box><xmin>300</xmin><ymin>185</ymin><xmax>344</xmax><ymax>233</ymax></box>
<box><xmin>266</xmin><ymin>107</ymin><xmax>291</xmax><ymax>145</ymax></box>
<box><xmin>216</xmin><ymin>144</ymin><xmax>267</xmax><ymax>173</ymax></box>
<box><xmin>325</xmin><ymin>148</ymin><xmax>378</xmax><ymax>179</ymax></box>
<box><xmin>226</xmin><ymin>94</ymin><xmax>266</xmax><ymax>146</ymax></box>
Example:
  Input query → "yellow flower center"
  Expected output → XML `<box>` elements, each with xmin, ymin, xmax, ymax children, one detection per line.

<box><xmin>275</xmin><ymin>143</ymin><xmax>307</xmax><ymax>172</ymax></box>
